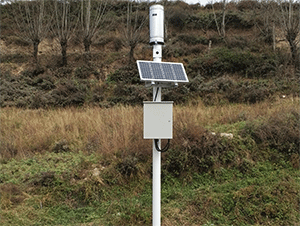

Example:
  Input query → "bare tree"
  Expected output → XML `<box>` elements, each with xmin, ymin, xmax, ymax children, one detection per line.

<box><xmin>277</xmin><ymin>0</ymin><xmax>300</xmax><ymax>67</ymax></box>
<box><xmin>254</xmin><ymin>0</ymin><xmax>278</xmax><ymax>51</ymax></box>
<box><xmin>10</xmin><ymin>0</ymin><xmax>50</xmax><ymax>65</ymax></box>
<box><xmin>123</xmin><ymin>0</ymin><xmax>147</xmax><ymax>63</ymax></box>
<box><xmin>51</xmin><ymin>0</ymin><xmax>79</xmax><ymax>66</ymax></box>
<box><xmin>211</xmin><ymin>0</ymin><xmax>227</xmax><ymax>38</ymax></box>
<box><xmin>221</xmin><ymin>0</ymin><xmax>226</xmax><ymax>37</ymax></box>
<box><xmin>80</xmin><ymin>0</ymin><xmax>110</xmax><ymax>57</ymax></box>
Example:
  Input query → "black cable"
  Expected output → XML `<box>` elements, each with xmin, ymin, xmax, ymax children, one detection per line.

<box><xmin>154</xmin><ymin>139</ymin><xmax>170</xmax><ymax>152</ymax></box>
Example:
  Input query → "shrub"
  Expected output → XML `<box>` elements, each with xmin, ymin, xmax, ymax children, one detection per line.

<box><xmin>186</xmin><ymin>13</ymin><xmax>215</xmax><ymax>30</ymax></box>
<box><xmin>22</xmin><ymin>67</ymin><xmax>45</xmax><ymax>78</ymax></box>
<box><xmin>240</xmin><ymin>110</ymin><xmax>300</xmax><ymax>157</ymax></box>
<box><xmin>50</xmin><ymin>79</ymin><xmax>87</xmax><ymax>107</ymax></box>
<box><xmin>212</xmin><ymin>47</ymin><xmax>253</xmax><ymax>74</ymax></box>
<box><xmin>226</xmin><ymin>80</ymin><xmax>274</xmax><ymax>104</ymax></box>
<box><xmin>29</xmin><ymin>91</ymin><xmax>49</xmax><ymax>109</ymax></box>
<box><xmin>109</xmin><ymin>84</ymin><xmax>149</xmax><ymax>105</ymax></box>
<box><xmin>164</xmin><ymin>42</ymin><xmax>206</xmax><ymax>59</ymax></box>
<box><xmin>53</xmin><ymin>67</ymin><xmax>73</xmax><ymax>78</ymax></box>
<box><xmin>4</xmin><ymin>35</ymin><xmax>30</xmax><ymax>46</ymax></box>
<box><xmin>188</xmin><ymin>75</ymin><xmax>205</xmax><ymax>92</ymax></box>
<box><xmin>177</xmin><ymin>34</ymin><xmax>208</xmax><ymax>45</ymax></box>
<box><xmin>110</xmin><ymin>1</ymin><xmax>131</xmax><ymax>16</ymax></box>
<box><xmin>162</xmin><ymin>84</ymin><xmax>190</xmax><ymax>103</ymax></box>
<box><xmin>187</xmin><ymin>11</ymin><xmax>253</xmax><ymax>31</ymax></box>
<box><xmin>32</xmin><ymin>171</ymin><xmax>57</xmax><ymax>187</ymax></box>
<box><xmin>163</xmin><ymin>124</ymin><xmax>239</xmax><ymax>177</ymax></box>
<box><xmin>74</xmin><ymin>65</ymin><xmax>94</xmax><ymax>79</ymax></box>
<box><xmin>237</xmin><ymin>0</ymin><xmax>259</xmax><ymax>11</ymax></box>
<box><xmin>93</xmin><ymin>36</ymin><xmax>114</xmax><ymax>48</ymax></box>
<box><xmin>52</xmin><ymin>140</ymin><xmax>71</xmax><ymax>153</ymax></box>
<box><xmin>199</xmin><ymin>76</ymin><xmax>236</xmax><ymax>94</ymax></box>
<box><xmin>188</xmin><ymin>47</ymin><xmax>278</xmax><ymax>78</ymax></box>
<box><xmin>32</xmin><ymin>73</ymin><xmax>56</xmax><ymax>90</ymax></box>
<box><xmin>0</xmin><ymin>76</ymin><xmax>36</xmax><ymax>108</ymax></box>
<box><xmin>187</xmin><ymin>76</ymin><xmax>277</xmax><ymax>105</ymax></box>
<box><xmin>225</xmin><ymin>12</ymin><xmax>248</xmax><ymax>29</ymax></box>
<box><xmin>0</xmin><ymin>183</ymin><xmax>24</xmax><ymax>209</ymax></box>
<box><xmin>91</xmin><ymin>84</ymin><xmax>106</xmax><ymax>103</ymax></box>
<box><xmin>113</xmin><ymin>37</ymin><xmax>123</xmax><ymax>51</ymax></box>
<box><xmin>167</xmin><ymin>7</ymin><xmax>188</xmax><ymax>30</ymax></box>
<box><xmin>226</xmin><ymin>36</ymin><xmax>251</xmax><ymax>50</ymax></box>
<box><xmin>1</xmin><ymin>53</ymin><xmax>29</xmax><ymax>64</ymax></box>
<box><xmin>107</xmin><ymin>64</ymin><xmax>140</xmax><ymax>84</ymax></box>
<box><xmin>116</xmin><ymin>155</ymin><xmax>138</xmax><ymax>177</ymax></box>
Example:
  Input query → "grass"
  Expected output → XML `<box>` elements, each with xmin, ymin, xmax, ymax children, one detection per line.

<box><xmin>1</xmin><ymin>97</ymin><xmax>296</xmax><ymax>160</ymax></box>
<box><xmin>0</xmin><ymin>106</ymin><xmax>145</xmax><ymax>159</ymax></box>
<box><xmin>160</xmin><ymin>163</ymin><xmax>299</xmax><ymax>226</ymax></box>
<box><xmin>0</xmin><ymin>97</ymin><xmax>299</xmax><ymax>225</ymax></box>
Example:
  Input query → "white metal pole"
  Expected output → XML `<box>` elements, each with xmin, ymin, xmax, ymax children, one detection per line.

<box><xmin>150</xmin><ymin>4</ymin><xmax>164</xmax><ymax>225</ymax></box>
<box><xmin>152</xmin><ymin>87</ymin><xmax>161</xmax><ymax>226</ymax></box>
<box><xmin>153</xmin><ymin>44</ymin><xmax>162</xmax><ymax>226</ymax></box>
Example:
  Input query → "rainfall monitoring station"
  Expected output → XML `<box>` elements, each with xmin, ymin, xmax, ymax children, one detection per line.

<box><xmin>136</xmin><ymin>4</ymin><xmax>189</xmax><ymax>226</ymax></box>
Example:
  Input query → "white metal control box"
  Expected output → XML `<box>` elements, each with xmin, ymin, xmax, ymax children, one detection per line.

<box><xmin>143</xmin><ymin>101</ymin><xmax>173</xmax><ymax>139</ymax></box>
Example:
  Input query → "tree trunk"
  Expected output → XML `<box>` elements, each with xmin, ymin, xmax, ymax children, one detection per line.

<box><xmin>221</xmin><ymin>0</ymin><xmax>226</xmax><ymax>38</ymax></box>
<box><xmin>272</xmin><ymin>23</ymin><xmax>276</xmax><ymax>52</ymax></box>
<box><xmin>84</xmin><ymin>37</ymin><xmax>91</xmax><ymax>53</ymax></box>
<box><xmin>129</xmin><ymin>44</ymin><xmax>135</xmax><ymax>63</ymax></box>
<box><xmin>61</xmin><ymin>39</ymin><xmax>68</xmax><ymax>66</ymax></box>
<box><xmin>288</xmin><ymin>40</ymin><xmax>299</xmax><ymax>69</ymax></box>
<box><xmin>83</xmin><ymin>36</ymin><xmax>91</xmax><ymax>62</ymax></box>
<box><xmin>33</xmin><ymin>40</ymin><xmax>40</xmax><ymax>65</ymax></box>
<box><xmin>212</xmin><ymin>3</ymin><xmax>221</xmax><ymax>37</ymax></box>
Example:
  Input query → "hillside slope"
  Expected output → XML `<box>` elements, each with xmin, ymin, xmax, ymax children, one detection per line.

<box><xmin>1</xmin><ymin>0</ymin><xmax>299</xmax><ymax>108</ymax></box>
<box><xmin>0</xmin><ymin>1</ymin><xmax>299</xmax><ymax>225</ymax></box>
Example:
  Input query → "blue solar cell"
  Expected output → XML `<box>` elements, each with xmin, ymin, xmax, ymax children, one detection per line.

<box><xmin>137</xmin><ymin>60</ymin><xmax>188</xmax><ymax>83</ymax></box>
<box><xmin>151</xmin><ymin>62</ymin><xmax>164</xmax><ymax>80</ymax></box>
<box><xmin>161</xmin><ymin>63</ymin><xmax>173</xmax><ymax>80</ymax></box>
<box><xmin>139</xmin><ymin>62</ymin><xmax>152</xmax><ymax>79</ymax></box>
<box><xmin>172</xmin><ymin>64</ymin><xmax>185</xmax><ymax>81</ymax></box>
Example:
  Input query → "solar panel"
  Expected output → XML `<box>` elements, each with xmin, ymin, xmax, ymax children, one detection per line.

<box><xmin>137</xmin><ymin>60</ymin><xmax>189</xmax><ymax>83</ymax></box>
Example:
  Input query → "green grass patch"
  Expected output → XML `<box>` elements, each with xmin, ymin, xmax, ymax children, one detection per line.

<box><xmin>1</xmin><ymin>151</ymin><xmax>299</xmax><ymax>226</ymax></box>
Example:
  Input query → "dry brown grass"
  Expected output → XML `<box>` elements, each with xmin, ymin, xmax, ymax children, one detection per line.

<box><xmin>0</xmin><ymin>106</ymin><xmax>145</xmax><ymax>159</ymax></box>
<box><xmin>174</xmin><ymin>96</ymin><xmax>299</xmax><ymax>130</ymax></box>
<box><xmin>1</xmin><ymin>97</ymin><xmax>298</xmax><ymax>160</ymax></box>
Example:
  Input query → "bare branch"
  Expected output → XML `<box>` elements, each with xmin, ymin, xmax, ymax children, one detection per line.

<box><xmin>51</xmin><ymin>0</ymin><xmax>80</xmax><ymax>66</ymax></box>
<box><xmin>81</xmin><ymin>0</ymin><xmax>110</xmax><ymax>54</ymax></box>
<box><xmin>10</xmin><ymin>0</ymin><xmax>51</xmax><ymax>65</ymax></box>
<box><xmin>123</xmin><ymin>0</ymin><xmax>147</xmax><ymax>62</ymax></box>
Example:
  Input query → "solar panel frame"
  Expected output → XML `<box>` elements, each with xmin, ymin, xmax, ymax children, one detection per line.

<box><xmin>137</xmin><ymin>60</ymin><xmax>189</xmax><ymax>83</ymax></box>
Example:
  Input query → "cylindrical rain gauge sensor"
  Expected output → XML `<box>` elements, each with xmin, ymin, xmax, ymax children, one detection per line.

<box><xmin>149</xmin><ymin>5</ymin><xmax>164</xmax><ymax>45</ymax></box>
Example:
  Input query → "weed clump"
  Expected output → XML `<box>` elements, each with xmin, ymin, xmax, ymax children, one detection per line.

<box><xmin>32</xmin><ymin>171</ymin><xmax>57</xmax><ymax>187</ymax></box>
<box><xmin>52</xmin><ymin>140</ymin><xmax>71</xmax><ymax>153</ymax></box>
<box><xmin>116</xmin><ymin>155</ymin><xmax>138</xmax><ymax>177</ymax></box>
<box><xmin>241</xmin><ymin>110</ymin><xmax>300</xmax><ymax>157</ymax></box>
<box><xmin>164</xmin><ymin>124</ymin><xmax>239</xmax><ymax>177</ymax></box>
<box><xmin>0</xmin><ymin>183</ymin><xmax>25</xmax><ymax>209</ymax></box>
